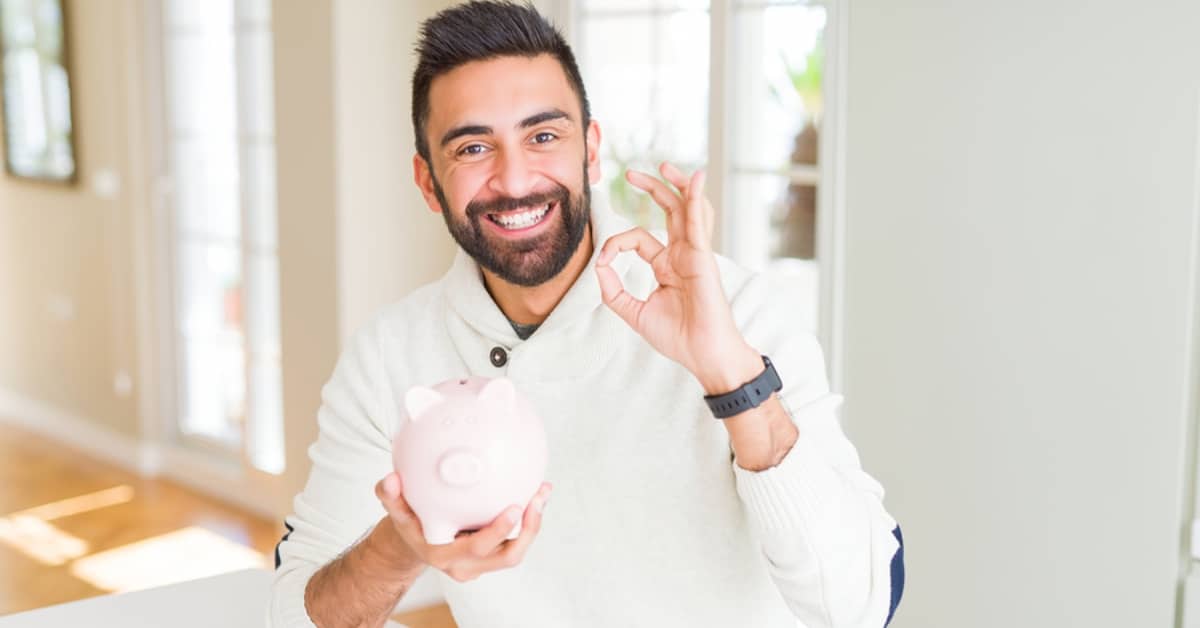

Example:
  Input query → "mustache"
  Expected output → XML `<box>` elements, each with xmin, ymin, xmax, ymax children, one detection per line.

<box><xmin>466</xmin><ymin>184</ymin><xmax>570</xmax><ymax>218</ymax></box>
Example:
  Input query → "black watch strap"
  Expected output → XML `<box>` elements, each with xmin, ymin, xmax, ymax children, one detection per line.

<box><xmin>703</xmin><ymin>355</ymin><xmax>783</xmax><ymax>419</ymax></box>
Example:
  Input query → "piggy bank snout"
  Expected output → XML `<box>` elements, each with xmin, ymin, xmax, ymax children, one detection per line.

<box><xmin>437</xmin><ymin>449</ymin><xmax>484</xmax><ymax>487</ymax></box>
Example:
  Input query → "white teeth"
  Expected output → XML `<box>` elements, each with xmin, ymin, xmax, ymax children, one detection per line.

<box><xmin>492</xmin><ymin>203</ymin><xmax>551</xmax><ymax>230</ymax></box>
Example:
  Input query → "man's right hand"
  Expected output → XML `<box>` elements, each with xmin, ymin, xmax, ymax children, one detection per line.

<box><xmin>373</xmin><ymin>472</ymin><xmax>552</xmax><ymax>583</ymax></box>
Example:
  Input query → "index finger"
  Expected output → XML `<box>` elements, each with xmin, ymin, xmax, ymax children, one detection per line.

<box><xmin>456</xmin><ymin>504</ymin><xmax>523</xmax><ymax>559</ymax></box>
<box><xmin>492</xmin><ymin>483</ymin><xmax>552</xmax><ymax>565</ymax></box>
<box><xmin>659</xmin><ymin>162</ymin><xmax>691</xmax><ymax>196</ymax></box>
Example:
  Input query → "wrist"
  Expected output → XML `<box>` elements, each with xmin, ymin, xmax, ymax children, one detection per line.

<box><xmin>364</xmin><ymin>517</ymin><xmax>427</xmax><ymax>579</ymax></box>
<box><xmin>696</xmin><ymin>344</ymin><xmax>763</xmax><ymax>395</ymax></box>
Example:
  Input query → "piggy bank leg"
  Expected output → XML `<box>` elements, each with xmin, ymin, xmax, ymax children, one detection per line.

<box><xmin>424</xmin><ymin>522</ymin><xmax>459</xmax><ymax>546</ymax></box>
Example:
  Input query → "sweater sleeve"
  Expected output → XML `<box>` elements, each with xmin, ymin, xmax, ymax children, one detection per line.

<box><xmin>269</xmin><ymin>320</ymin><xmax>398</xmax><ymax>627</ymax></box>
<box><xmin>728</xmin><ymin>270</ymin><xmax>904</xmax><ymax>627</ymax></box>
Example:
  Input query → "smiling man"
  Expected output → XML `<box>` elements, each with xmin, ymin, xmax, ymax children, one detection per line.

<box><xmin>270</xmin><ymin>2</ymin><xmax>903</xmax><ymax>627</ymax></box>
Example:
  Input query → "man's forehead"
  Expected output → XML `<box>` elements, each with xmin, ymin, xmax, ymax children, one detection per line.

<box><xmin>427</xmin><ymin>54</ymin><xmax>580</xmax><ymax>130</ymax></box>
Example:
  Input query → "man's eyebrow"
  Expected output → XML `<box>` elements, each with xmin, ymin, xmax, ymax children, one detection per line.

<box><xmin>518</xmin><ymin>109</ymin><xmax>572</xmax><ymax>129</ymax></box>
<box><xmin>440</xmin><ymin>110</ymin><xmax>573</xmax><ymax>149</ymax></box>
<box><xmin>440</xmin><ymin>124</ymin><xmax>492</xmax><ymax>148</ymax></box>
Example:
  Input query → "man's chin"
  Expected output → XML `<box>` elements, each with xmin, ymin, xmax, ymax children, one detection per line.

<box><xmin>486</xmin><ymin>255</ymin><xmax>562</xmax><ymax>287</ymax></box>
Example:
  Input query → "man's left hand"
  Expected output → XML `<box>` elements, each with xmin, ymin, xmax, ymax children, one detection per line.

<box><xmin>595</xmin><ymin>162</ymin><xmax>763</xmax><ymax>395</ymax></box>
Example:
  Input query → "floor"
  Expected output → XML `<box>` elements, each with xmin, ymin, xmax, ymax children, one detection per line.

<box><xmin>0</xmin><ymin>422</ymin><xmax>456</xmax><ymax>627</ymax></box>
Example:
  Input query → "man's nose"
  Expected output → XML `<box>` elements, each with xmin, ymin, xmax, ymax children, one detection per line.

<box><xmin>489</xmin><ymin>149</ymin><xmax>539</xmax><ymax>200</ymax></box>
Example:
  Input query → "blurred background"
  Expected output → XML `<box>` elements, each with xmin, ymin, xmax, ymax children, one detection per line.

<box><xmin>0</xmin><ymin>0</ymin><xmax>1198</xmax><ymax>626</ymax></box>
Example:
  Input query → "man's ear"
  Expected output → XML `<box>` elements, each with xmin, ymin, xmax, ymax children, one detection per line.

<box><xmin>586</xmin><ymin>119</ymin><xmax>602</xmax><ymax>185</ymax></box>
<box><xmin>413</xmin><ymin>154</ymin><xmax>443</xmax><ymax>214</ymax></box>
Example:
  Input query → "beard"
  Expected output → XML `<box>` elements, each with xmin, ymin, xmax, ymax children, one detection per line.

<box><xmin>432</xmin><ymin>163</ymin><xmax>591</xmax><ymax>288</ymax></box>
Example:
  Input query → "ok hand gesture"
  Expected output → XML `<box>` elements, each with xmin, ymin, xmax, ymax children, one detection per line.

<box><xmin>595</xmin><ymin>162</ymin><xmax>760</xmax><ymax>394</ymax></box>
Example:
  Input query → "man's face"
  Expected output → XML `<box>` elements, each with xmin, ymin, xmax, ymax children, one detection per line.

<box><xmin>414</xmin><ymin>54</ymin><xmax>602</xmax><ymax>287</ymax></box>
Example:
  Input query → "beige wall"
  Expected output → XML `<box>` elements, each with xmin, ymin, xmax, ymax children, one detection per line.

<box><xmin>332</xmin><ymin>0</ymin><xmax>456</xmax><ymax>347</ymax></box>
<box><xmin>0</xmin><ymin>0</ymin><xmax>145</xmax><ymax>438</ymax></box>
<box><xmin>272</xmin><ymin>0</ymin><xmax>341</xmax><ymax>505</ymax></box>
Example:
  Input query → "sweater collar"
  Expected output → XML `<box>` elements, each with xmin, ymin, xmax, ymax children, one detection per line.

<box><xmin>443</xmin><ymin>204</ymin><xmax>637</xmax><ymax>344</ymax></box>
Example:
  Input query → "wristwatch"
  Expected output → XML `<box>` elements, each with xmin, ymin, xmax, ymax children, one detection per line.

<box><xmin>703</xmin><ymin>355</ymin><xmax>783</xmax><ymax>419</ymax></box>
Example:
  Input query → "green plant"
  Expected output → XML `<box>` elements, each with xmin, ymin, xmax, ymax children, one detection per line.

<box><xmin>771</xmin><ymin>34</ymin><xmax>824</xmax><ymax>123</ymax></box>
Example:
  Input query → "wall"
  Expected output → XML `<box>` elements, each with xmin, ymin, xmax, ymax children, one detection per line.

<box><xmin>0</xmin><ymin>0</ymin><xmax>144</xmax><ymax>438</ymax></box>
<box><xmin>332</xmin><ymin>0</ymin><xmax>456</xmax><ymax>347</ymax></box>
<box><xmin>842</xmin><ymin>1</ymin><xmax>1200</xmax><ymax>626</ymax></box>
<box><xmin>271</xmin><ymin>0</ymin><xmax>341</xmax><ymax>509</ymax></box>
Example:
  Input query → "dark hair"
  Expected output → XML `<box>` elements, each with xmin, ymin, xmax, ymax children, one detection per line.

<box><xmin>411</xmin><ymin>1</ymin><xmax>591</xmax><ymax>162</ymax></box>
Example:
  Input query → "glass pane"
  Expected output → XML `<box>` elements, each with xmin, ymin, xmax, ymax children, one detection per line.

<box><xmin>730</xmin><ymin>3</ymin><xmax>826</xmax><ymax>172</ymax></box>
<box><xmin>235</xmin><ymin>0</ymin><xmax>270</xmax><ymax>24</ymax></box>
<box><xmin>246</xmin><ymin>253</ymin><xmax>280</xmax><ymax>359</ymax></box>
<box><xmin>579</xmin><ymin>9</ymin><xmax>709</xmax><ymax>228</ymax></box>
<box><xmin>179</xmin><ymin>334</ymin><xmax>245</xmax><ymax>446</ymax></box>
<box><xmin>165</xmin><ymin>32</ymin><xmax>237</xmax><ymax>136</ymax></box>
<box><xmin>0</xmin><ymin>0</ymin><xmax>75</xmax><ymax>180</ymax></box>
<box><xmin>177</xmin><ymin>240</ymin><xmax>244</xmax><ymax>445</ymax></box>
<box><xmin>247</xmin><ymin>358</ymin><xmax>284</xmax><ymax>474</ymax></box>
<box><xmin>173</xmin><ymin>136</ymin><xmax>240</xmax><ymax>241</ymax></box>
<box><xmin>0</xmin><ymin>0</ymin><xmax>35</xmax><ymax>48</ymax></box>
<box><xmin>242</xmin><ymin>142</ymin><xmax>277</xmax><ymax>249</ymax></box>
<box><xmin>165</xmin><ymin>0</ymin><xmax>233</xmax><ymax>30</ymax></box>
<box><xmin>581</xmin><ymin>0</ymin><xmax>709</xmax><ymax>11</ymax></box>
<box><xmin>178</xmin><ymin>241</ymin><xmax>243</xmax><ymax>339</ymax></box>
<box><xmin>727</xmin><ymin>172</ymin><xmax>789</xmax><ymax>270</ymax></box>
<box><xmin>235</xmin><ymin>29</ymin><xmax>274</xmax><ymax>137</ymax></box>
<box><xmin>729</xmin><ymin>173</ymin><xmax>819</xmax><ymax>333</ymax></box>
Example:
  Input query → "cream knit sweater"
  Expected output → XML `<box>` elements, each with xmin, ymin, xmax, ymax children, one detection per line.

<box><xmin>269</xmin><ymin>206</ymin><xmax>902</xmax><ymax>627</ymax></box>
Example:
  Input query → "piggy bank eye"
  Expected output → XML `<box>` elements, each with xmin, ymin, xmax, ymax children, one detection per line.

<box><xmin>459</xmin><ymin>379</ymin><xmax>468</xmax><ymax>385</ymax></box>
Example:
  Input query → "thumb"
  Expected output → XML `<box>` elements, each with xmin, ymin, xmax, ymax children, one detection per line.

<box><xmin>375</xmin><ymin>472</ymin><xmax>418</xmax><ymax>524</ymax></box>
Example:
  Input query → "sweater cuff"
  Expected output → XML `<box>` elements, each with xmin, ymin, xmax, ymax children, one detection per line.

<box><xmin>732</xmin><ymin>425</ymin><xmax>844</xmax><ymax>534</ymax></box>
<box><xmin>270</xmin><ymin>565</ymin><xmax>320</xmax><ymax>628</ymax></box>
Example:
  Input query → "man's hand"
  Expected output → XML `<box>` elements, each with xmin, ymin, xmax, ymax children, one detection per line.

<box><xmin>595</xmin><ymin>162</ymin><xmax>762</xmax><ymax>394</ymax></box>
<box><xmin>374</xmin><ymin>472</ymin><xmax>553</xmax><ymax>583</ymax></box>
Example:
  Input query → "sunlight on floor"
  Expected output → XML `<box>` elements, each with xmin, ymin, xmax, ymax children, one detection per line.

<box><xmin>69</xmin><ymin>525</ymin><xmax>268</xmax><ymax>593</ymax></box>
<box><xmin>2</xmin><ymin>484</ymin><xmax>267</xmax><ymax>595</ymax></box>
<box><xmin>0</xmin><ymin>485</ymin><xmax>138</xmax><ymax>566</ymax></box>
<box><xmin>0</xmin><ymin>515</ymin><xmax>89</xmax><ymax>565</ymax></box>
<box><xmin>12</xmin><ymin>485</ymin><xmax>136</xmax><ymax>521</ymax></box>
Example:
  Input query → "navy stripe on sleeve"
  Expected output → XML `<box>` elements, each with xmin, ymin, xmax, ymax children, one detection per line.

<box><xmin>273</xmin><ymin>521</ymin><xmax>294</xmax><ymax>570</ymax></box>
<box><xmin>885</xmin><ymin>525</ymin><xmax>905</xmax><ymax>626</ymax></box>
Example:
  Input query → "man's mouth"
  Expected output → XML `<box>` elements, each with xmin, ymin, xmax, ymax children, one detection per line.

<box><xmin>486</xmin><ymin>202</ymin><xmax>555</xmax><ymax>231</ymax></box>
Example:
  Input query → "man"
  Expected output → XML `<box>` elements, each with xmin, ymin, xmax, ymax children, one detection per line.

<box><xmin>270</xmin><ymin>2</ymin><xmax>904</xmax><ymax>627</ymax></box>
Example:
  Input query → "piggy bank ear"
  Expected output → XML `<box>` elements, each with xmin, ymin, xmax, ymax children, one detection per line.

<box><xmin>477</xmin><ymin>377</ymin><xmax>516</xmax><ymax>412</ymax></box>
<box><xmin>404</xmin><ymin>386</ymin><xmax>443</xmax><ymax>421</ymax></box>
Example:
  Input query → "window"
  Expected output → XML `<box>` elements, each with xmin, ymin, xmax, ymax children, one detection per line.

<box><xmin>0</xmin><ymin>0</ymin><xmax>76</xmax><ymax>181</ymax></box>
<box><xmin>161</xmin><ymin>0</ymin><xmax>283</xmax><ymax>474</ymax></box>
<box><xmin>569</xmin><ymin>0</ymin><xmax>840</xmax><ymax>338</ymax></box>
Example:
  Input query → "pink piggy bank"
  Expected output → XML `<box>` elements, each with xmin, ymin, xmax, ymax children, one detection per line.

<box><xmin>393</xmin><ymin>376</ymin><xmax>548</xmax><ymax>545</ymax></box>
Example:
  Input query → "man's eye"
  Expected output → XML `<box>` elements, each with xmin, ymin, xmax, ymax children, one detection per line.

<box><xmin>532</xmin><ymin>132</ymin><xmax>557</xmax><ymax>144</ymax></box>
<box><xmin>460</xmin><ymin>144</ymin><xmax>486</xmax><ymax>156</ymax></box>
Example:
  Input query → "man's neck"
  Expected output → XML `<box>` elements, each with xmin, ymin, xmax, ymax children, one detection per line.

<box><xmin>481</xmin><ymin>224</ymin><xmax>594</xmax><ymax>327</ymax></box>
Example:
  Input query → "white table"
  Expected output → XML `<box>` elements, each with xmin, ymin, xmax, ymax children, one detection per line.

<box><xmin>0</xmin><ymin>568</ymin><xmax>406</xmax><ymax>627</ymax></box>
